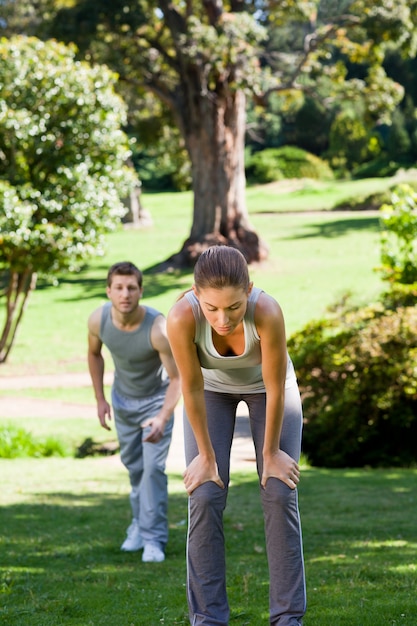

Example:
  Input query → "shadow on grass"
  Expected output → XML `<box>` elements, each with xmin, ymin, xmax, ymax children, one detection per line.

<box><xmin>0</xmin><ymin>489</ymin><xmax>189</xmax><ymax>625</ymax></box>
<box><xmin>36</xmin><ymin>265</ymin><xmax>192</xmax><ymax>302</ymax></box>
<box><xmin>287</xmin><ymin>215</ymin><xmax>381</xmax><ymax>240</ymax></box>
<box><xmin>2</xmin><ymin>467</ymin><xmax>417</xmax><ymax>625</ymax></box>
<box><xmin>297</xmin><ymin>469</ymin><xmax>417</xmax><ymax>624</ymax></box>
<box><xmin>31</xmin><ymin>213</ymin><xmax>380</xmax><ymax>302</ymax></box>
<box><xmin>0</xmin><ymin>477</ymin><xmax>274</xmax><ymax>625</ymax></box>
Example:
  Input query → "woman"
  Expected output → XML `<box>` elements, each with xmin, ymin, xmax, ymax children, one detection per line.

<box><xmin>167</xmin><ymin>246</ymin><xmax>306</xmax><ymax>626</ymax></box>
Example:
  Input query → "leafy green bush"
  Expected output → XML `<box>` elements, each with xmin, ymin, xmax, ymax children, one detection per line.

<box><xmin>246</xmin><ymin>149</ymin><xmax>285</xmax><ymax>183</ymax></box>
<box><xmin>351</xmin><ymin>156</ymin><xmax>406</xmax><ymax>179</ymax></box>
<box><xmin>327</xmin><ymin>110</ymin><xmax>380</xmax><ymax>175</ymax></box>
<box><xmin>288</xmin><ymin>183</ymin><xmax>417</xmax><ymax>468</ymax></box>
<box><xmin>0</xmin><ymin>424</ymin><xmax>66</xmax><ymax>458</ymax></box>
<box><xmin>246</xmin><ymin>146</ymin><xmax>333</xmax><ymax>183</ymax></box>
<box><xmin>332</xmin><ymin>189</ymin><xmax>391</xmax><ymax>211</ymax></box>
<box><xmin>380</xmin><ymin>283</ymin><xmax>417</xmax><ymax>308</ymax></box>
<box><xmin>288</xmin><ymin>295</ymin><xmax>417</xmax><ymax>468</ymax></box>
<box><xmin>377</xmin><ymin>184</ymin><xmax>417</xmax><ymax>284</ymax></box>
<box><xmin>386</xmin><ymin>108</ymin><xmax>412</xmax><ymax>160</ymax></box>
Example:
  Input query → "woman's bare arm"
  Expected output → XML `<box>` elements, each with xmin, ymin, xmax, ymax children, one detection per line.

<box><xmin>256</xmin><ymin>293</ymin><xmax>300</xmax><ymax>490</ymax></box>
<box><xmin>167</xmin><ymin>297</ymin><xmax>224</xmax><ymax>493</ymax></box>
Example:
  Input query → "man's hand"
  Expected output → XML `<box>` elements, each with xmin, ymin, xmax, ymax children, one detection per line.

<box><xmin>97</xmin><ymin>399</ymin><xmax>112</xmax><ymax>431</ymax></box>
<box><xmin>142</xmin><ymin>416</ymin><xmax>166</xmax><ymax>443</ymax></box>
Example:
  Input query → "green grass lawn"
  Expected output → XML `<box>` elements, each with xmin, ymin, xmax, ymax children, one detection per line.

<box><xmin>1</xmin><ymin>458</ymin><xmax>416</xmax><ymax>625</ymax></box>
<box><xmin>245</xmin><ymin>176</ymin><xmax>397</xmax><ymax>213</ymax></box>
<box><xmin>0</xmin><ymin>386</ymin><xmax>110</xmax><ymax>404</ymax></box>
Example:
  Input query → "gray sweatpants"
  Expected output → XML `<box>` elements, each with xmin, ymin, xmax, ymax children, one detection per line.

<box><xmin>184</xmin><ymin>386</ymin><xmax>306</xmax><ymax>625</ymax></box>
<box><xmin>112</xmin><ymin>387</ymin><xmax>174</xmax><ymax>547</ymax></box>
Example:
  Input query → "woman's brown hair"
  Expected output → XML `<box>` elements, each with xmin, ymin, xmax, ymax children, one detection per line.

<box><xmin>194</xmin><ymin>246</ymin><xmax>250</xmax><ymax>292</ymax></box>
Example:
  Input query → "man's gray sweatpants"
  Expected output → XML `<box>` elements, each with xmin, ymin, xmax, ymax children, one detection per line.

<box><xmin>112</xmin><ymin>387</ymin><xmax>174</xmax><ymax>547</ymax></box>
<box><xmin>184</xmin><ymin>386</ymin><xmax>306</xmax><ymax>625</ymax></box>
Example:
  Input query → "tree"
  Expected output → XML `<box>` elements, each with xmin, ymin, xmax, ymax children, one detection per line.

<box><xmin>3</xmin><ymin>0</ymin><xmax>417</xmax><ymax>266</ymax></box>
<box><xmin>0</xmin><ymin>36</ymin><xmax>137</xmax><ymax>362</ymax></box>
<box><xmin>49</xmin><ymin>1</ymin><xmax>271</xmax><ymax>265</ymax></box>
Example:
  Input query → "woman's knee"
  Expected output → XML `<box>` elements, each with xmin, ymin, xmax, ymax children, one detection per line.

<box><xmin>262</xmin><ymin>476</ymin><xmax>297</xmax><ymax>508</ymax></box>
<box><xmin>190</xmin><ymin>481</ymin><xmax>228</xmax><ymax>511</ymax></box>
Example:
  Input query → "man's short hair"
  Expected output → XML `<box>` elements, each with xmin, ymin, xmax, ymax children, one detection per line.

<box><xmin>107</xmin><ymin>262</ymin><xmax>143</xmax><ymax>287</ymax></box>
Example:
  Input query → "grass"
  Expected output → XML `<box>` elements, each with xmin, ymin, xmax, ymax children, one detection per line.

<box><xmin>0</xmin><ymin>415</ymin><xmax>112</xmax><ymax>458</ymax></box>
<box><xmin>245</xmin><ymin>176</ymin><xmax>397</xmax><ymax>213</ymax></box>
<box><xmin>1</xmin><ymin>458</ymin><xmax>416</xmax><ymax>625</ymax></box>
<box><xmin>0</xmin><ymin>423</ymin><xmax>66</xmax><ymax>458</ymax></box>
<box><xmin>0</xmin><ymin>387</ymin><xmax>115</xmax><ymax>457</ymax></box>
<box><xmin>0</xmin><ymin>458</ymin><xmax>189</xmax><ymax>625</ymax></box>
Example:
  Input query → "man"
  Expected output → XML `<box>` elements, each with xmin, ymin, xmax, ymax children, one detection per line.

<box><xmin>87</xmin><ymin>261</ymin><xmax>181</xmax><ymax>562</ymax></box>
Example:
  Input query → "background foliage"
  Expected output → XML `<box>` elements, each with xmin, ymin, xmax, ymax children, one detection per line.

<box><xmin>288</xmin><ymin>185</ymin><xmax>417</xmax><ymax>468</ymax></box>
<box><xmin>0</xmin><ymin>35</ymin><xmax>136</xmax><ymax>360</ymax></box>
<box><xmin>0</xmin><ymin>36</ymin><xmax>135</xmax><ymax>276</ymax></box>
<box><xmin>289</xmin><ymin>294</ymin><xmax>417</xmax><ymax>467</ymax></box>
<box><xmin>1</xmin><ymin>2</ymin><xmax>417</xmax><ymax>466</ymax></box>
<box><xmin>2</xmin><ymin>0</ymin><xmax>417</xmax><ymax>188</ymax></box>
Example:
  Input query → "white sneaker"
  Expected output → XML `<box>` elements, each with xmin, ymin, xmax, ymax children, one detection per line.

<box><xmin>121</xmin><ymin>519</ymin><xmax>143</xmax><ymax>551</ymax></box>
<box><xmin>142</xmin><ymin>542</ymin><xmax>165</xmax><ymax>563</ymax></box>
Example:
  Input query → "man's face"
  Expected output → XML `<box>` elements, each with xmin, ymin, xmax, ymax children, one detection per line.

<box><xmin>106</xmin><ymin>274</ymin><xmax>142</xmax><ymax>314</ymax></box>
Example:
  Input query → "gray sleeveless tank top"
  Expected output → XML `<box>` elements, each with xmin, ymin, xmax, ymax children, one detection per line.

<box><xmin>185</xmin><ymin>287</ymin><xmax>296</xmax><ymax>393</ymax></box>
<box><xmin>100</xmin><ymin>302</ymin><xmax>168</xmax><ymax>398</ymax></box>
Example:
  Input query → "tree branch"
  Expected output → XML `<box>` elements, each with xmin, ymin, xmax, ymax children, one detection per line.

<box><xmin>202</xmin><ymin>0</ymin><xmax>223</xmax><ymax>26</ymax></box>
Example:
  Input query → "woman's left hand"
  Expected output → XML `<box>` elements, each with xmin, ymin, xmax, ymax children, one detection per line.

<box><xmin>261</xmin><ymin>449</ymin><xmax>300</xmax><ymax>490</ymax></box>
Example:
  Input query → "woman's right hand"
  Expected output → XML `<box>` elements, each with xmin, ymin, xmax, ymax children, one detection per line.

<box><xmin>183</xmin><ymin>454</ymin><xmax>225</xmax><ymax>495</ymax></box>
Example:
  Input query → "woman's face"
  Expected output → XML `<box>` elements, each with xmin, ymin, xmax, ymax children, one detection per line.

<box><xmin>194</xmin><ymin>284</ymin><xmax>252</xmax><ymax>336</ymax></box>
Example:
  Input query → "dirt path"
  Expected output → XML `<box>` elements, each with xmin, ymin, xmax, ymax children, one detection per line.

<box><xmin>0</xmin><ymin>371</ymin><xmax>113</xmax><ymax>390</ymax></box>
<box><xmin>0</xmin><ymin>372</ymin><xmax>256</xmax><ymax>472</ymax></box>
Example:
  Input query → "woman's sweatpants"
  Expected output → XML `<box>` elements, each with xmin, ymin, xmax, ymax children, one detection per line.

<box><xmin>184</xmin><ymin>386</ymin><xmax>306</xmax><ymax>626</ymax></box>
<box><xmin>112</xmin><ymin>387</ymin><xmax>174</xmax><ymax>547</ymax></box>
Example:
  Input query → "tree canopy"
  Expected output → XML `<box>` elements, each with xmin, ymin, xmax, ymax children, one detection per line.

<box><xmin>2</xmin><ymin>1</ymin><xmax>417</xmax><ymax>267</ymax></box>
<box><xmin>0</xmin><ymin>36</ymin><xmax>137</xmax><ymax>361</ymax></box>
<box><xmin>11</xmin><ymin>0</ymin><xmax>414</xmax><ymax>262</ymax></box>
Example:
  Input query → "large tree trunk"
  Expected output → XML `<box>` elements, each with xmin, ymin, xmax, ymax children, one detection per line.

<box><xmin>162</xmin><ymin>89</ymin><xmax>268</xmax><ymax>269</ymax></box>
